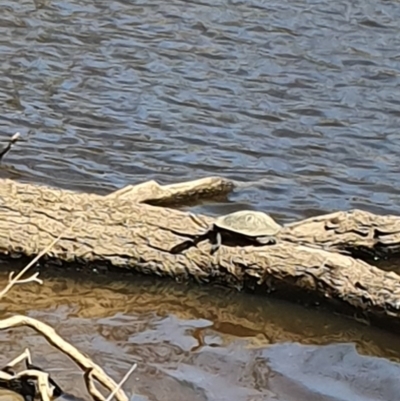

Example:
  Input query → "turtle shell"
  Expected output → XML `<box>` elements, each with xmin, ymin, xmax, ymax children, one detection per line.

<box><xmin>214</xmin><ymin>210</ymin><xmax>282</xmax><ymax>237</ymax></box>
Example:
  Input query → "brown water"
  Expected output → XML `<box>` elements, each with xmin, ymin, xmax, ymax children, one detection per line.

<box><xmin>2</xmin><ymin>269</ymin><xmax>400</xmax><ymax>401</ymax></box>
<box><xmin>1</xmin><ymin>0</ymin><xmax>400</xmax><ymax>399</ymax></box>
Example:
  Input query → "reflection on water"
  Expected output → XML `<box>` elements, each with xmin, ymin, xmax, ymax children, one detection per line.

<box><xmin>265</xmin><ymin>342</ymin><xmax>400</xmax><ymax>401</ymax></box>
<box><xmin>1</xmin><ymin>0</ymin><xmax>400</xmax><ymax>222</ymax></box>
<box><xmin>0</xmin><ymin>269</ymin><xmax>400</xmax><ymax>400</ymax></box>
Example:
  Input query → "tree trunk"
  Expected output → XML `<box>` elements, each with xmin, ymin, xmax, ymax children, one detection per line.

<box><xmin>1</xmin><ymin>177</ymin><xmax>400</xmax><ymax>332</ymax></box>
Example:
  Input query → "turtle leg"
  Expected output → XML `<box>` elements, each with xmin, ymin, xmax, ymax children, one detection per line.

<box><xmin>169</xmin><ymin>231</ymin><xmax>209</xmax><ymax>254</ymax></box>
<box><xmin>257</xmin><ymin>236</ymin><xmax>277</xmax><ymax>246</ymax></box>
<box><xmin>170</xmin><ymin>239</ymin><xmax>196</xmax><ymax>254</ymax></box>
<box><xmin>210</xmin><ymin>231</ymin><xmax>222</xmax><ymax>255</ymax></box>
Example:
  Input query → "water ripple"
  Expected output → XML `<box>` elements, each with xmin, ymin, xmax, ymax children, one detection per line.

<box><xmin>1</xmin><ymin>0</ymin><xmax>400</xmax><ymax>222</ymax></box>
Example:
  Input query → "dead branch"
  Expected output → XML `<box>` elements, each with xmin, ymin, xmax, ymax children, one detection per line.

<box><xmin>105</xmin><ymin>364</ymin><xmax>136</xmax><ymax>401</ymax></box>
<box><xmin>0</xmin><ymin>315</ymin><xmax>129</xmax><ymax>401</ymax></box>
<box><xmin>3</xmin><ymin>349</ymin><xmax>32</xmax><ymax>369</ymax></box>
<box><xmin>0</xmin><ymin>132</ymin><xmax>20</xmax><ymax>162</ymax></box>
<box><xmin>13</xmin><ymin>369</ymin><xmax>51</xmax><ymax>401</ymax></box>
<box><xmin>83</xmin><ymin>363</ymin><xmax>136</xmax><ymax>401</ymax></box>
<box><xmin>84</xmin><ymin>369</ymin><xmax>107</xmax><ymax>401</ymax></box>
<box><xmin>0</xmin><ymin>360</ymin><xmax>56</xmax><ymax>401</ymax></box>
<box><xmin>0</xmin><ymin>218</ymin><xmax>82</xmax><ymax>300</ymax></box>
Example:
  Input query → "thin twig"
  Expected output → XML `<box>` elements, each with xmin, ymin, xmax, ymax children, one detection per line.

<box><xmin>84</xmin><ymin>369</ymin><xmax>107</xmax><ymax>401</ymax></box>
<box><xmin>14</xmin><ymin>369</ymin><xmax>52</xmax><ymax>401</ymax></box>
<box><xmin>8</xmin><ymin>271</ymin><xmax>43</xmax><ymax>285</ymax></box>
<box><xmin>188</xmin><ymin>212</ymin><xmax>209</xmax><ymax>230</ymax></box>
<box><xmin>0</xmin><ymin>132</ymin><xmax>21</xmax><ymax>162</ymax></box>
<box><xmin>3</xmin><ymin>348</ymin><xmax>32</xmax><ymax>370</ymax></box>
<box><xmin>105</xmin><ymin>363</ymin><xmax>137</xmax><ymax>401</ymax></box>
<box><xmin>0</xmin><ymin>219</ymin><xmax>81</xmax><ymax>300</ymax></box>
<box><xmin>84</xmin><ymin>363</ymin><xmax>137</xmax><ymax>401</ymax></box>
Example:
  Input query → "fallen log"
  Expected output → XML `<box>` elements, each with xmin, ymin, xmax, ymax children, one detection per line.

<box><xmin>281</xmin><ymin>210</ymin><xmax>400</xmax><ymax>258</ymax></box>
<box><xmin>1</xmin><ymin>177</ymin><xmax>400</xmax><ymax>331</ymax></box>
<box><xmin>105</xmin><ymin>176</ymin><xmax>236</xmax><ymax>206</ymax></box>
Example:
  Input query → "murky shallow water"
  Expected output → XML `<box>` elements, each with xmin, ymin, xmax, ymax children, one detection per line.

<box><xmin>1</xmin><ymin>0</ymin><xmax>400</xmax><ymax>399</ymax></box>
<box><xmin>1</xmin><ymin>269</ymin><xmax>400</xmax><ymax>401</ymax></box>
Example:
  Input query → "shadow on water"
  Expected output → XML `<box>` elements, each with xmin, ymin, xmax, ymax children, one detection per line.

<box><xmin>1</xmin><ymin>268</ymin><xmax>400</xmax><ymax>400</ymax></box>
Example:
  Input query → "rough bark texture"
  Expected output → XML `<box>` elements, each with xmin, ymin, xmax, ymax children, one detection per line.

<box><xmin>281</xmin><ymin>210</ymin><xmax>400</xmax><ymax>258</ymax></box>
<box><xmin>1</xmin><ymin>178</ymin><xmax>400</xmax><ymax>331</ymax></box>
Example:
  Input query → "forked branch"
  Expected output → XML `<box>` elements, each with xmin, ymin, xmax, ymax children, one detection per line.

<box><xmin>0</xmin><ymin>315</ymin><xmax>129</xmax><ymax>401</ymax></box>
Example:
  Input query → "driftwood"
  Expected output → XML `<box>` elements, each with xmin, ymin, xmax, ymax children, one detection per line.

<box><xmin>2</xmin><ymin>177</ymin><xmax>400</xmax><ymax>331</ymax></box>
<box><xmin>0</xmin><ymin>316</ymin><xmax>133</xmax><ymax>401</ymax></box>
<box><xmin>105</xmin><ymin>176</ymin><xmax>235</xmax><ymax>205</ymax></box>
<box><xmin>0</xmin><ymin>352</ymin><xmax>58</xmax><ymax>401</ymax></box>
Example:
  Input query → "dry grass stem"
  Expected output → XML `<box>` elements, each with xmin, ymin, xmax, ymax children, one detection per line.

<box><xmin>0</xmin><ymin>219</ymin><xmax>81</xmax><ymax>300</ymax></box>
<box><xmin>0</xmin><ymin>132</ymin><xmax>21</xmax><ymax>161</ymax></box>
<box><xmin>105</xmin><ymin>363</ymin><xmax>137</xmax><ymax>401</ymax></box>
<box><xmin>3</xmin><ymin>348</ymin><xmax>32</xmax><ymax>369</ymax></box>
<box><xmin>84</xmin><ymin>362</ymin><xmax>137</xmax><ymax>401</ymax></box>
<box><xmin>0</xmin><ymin>315</ymin><xmax>129</xmax><ymax>401</ymax></box>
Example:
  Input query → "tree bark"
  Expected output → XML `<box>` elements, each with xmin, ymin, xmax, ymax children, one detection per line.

<box><xmin>1</xmin><ymin>178</ymin><xmax>400</xmax><ymax>332</ymax></box>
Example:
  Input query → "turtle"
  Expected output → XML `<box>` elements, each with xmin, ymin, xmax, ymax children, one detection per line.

<box><xmin>170</xmin><ymin>210</ymin><xmax>282</xmax><ymax>254</ymax></box>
